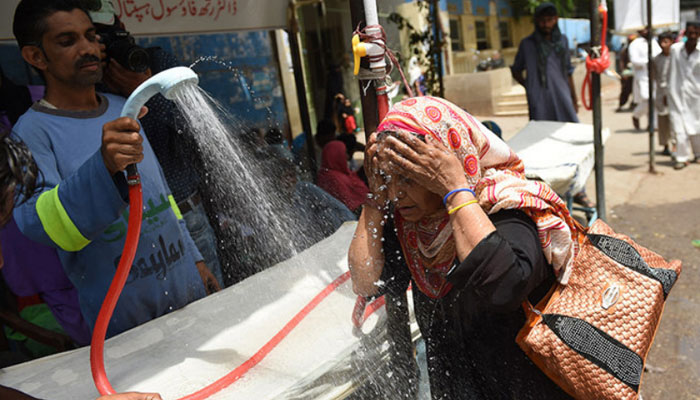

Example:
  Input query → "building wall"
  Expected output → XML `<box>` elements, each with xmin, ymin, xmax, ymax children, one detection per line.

<box><xmin>443</xmin><ymin>0</ymin><xmax>533</xmax><ymax>74</ymax></box>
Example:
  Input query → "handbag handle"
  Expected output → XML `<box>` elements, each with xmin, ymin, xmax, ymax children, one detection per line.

<box><xmin>521</xmin><ymin>213</ymin><xmax>590</xmax><ymax>322</ymax></box>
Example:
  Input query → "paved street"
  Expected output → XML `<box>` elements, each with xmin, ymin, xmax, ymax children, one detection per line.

<box><xmin>476</xmin><ymin>79</ymin><xmax>700</xmax><ymax>399</ymax></box>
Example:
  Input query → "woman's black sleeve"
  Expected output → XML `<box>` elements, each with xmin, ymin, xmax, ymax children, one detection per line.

<box><xmin>445</xmin><ymin>209</ymin><xmax>553</xmax><ymax>312</ymax></box>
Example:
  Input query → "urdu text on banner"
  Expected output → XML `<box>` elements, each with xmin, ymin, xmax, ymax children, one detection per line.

<box><xmin>1</xmin><ymin>0</ymin><xmax>289</xmax><ymax>41</ymax></box>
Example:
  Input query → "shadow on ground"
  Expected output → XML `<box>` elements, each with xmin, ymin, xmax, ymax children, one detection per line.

<box><xmin>606</xmin><ymin>163</ymin><xmax>643</xmax><ymax>171</ymax></box>
<box><xmin>609</xmin><ymin>198</ymin><xmax>700</xmax><ymax>399</ymax></box>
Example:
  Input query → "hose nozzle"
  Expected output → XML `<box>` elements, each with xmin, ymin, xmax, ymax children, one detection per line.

<box><xmin>121</xmin><ymin>66</ymin><xmax>199</xmax><ymax>119</ymax></box>
<box><xmin>119</xmin><ymin>66</ymin><xmax>199</xmax><ymax>180</ymax></box>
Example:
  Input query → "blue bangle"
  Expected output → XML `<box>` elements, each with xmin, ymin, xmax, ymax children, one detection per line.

<box><xmin>443</xmin><ymin>188</ymin><xmax>476</xmax><ymax>206</ymax></box>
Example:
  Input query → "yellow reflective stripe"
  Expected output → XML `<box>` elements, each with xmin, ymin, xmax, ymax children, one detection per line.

<box><xmin>168</xmin><ymin>195</ymin><xmax>183</xmax><ymax>220</ymax></box>
<box><xmin>35</xmin><ymin>186</ymin><xmax>90</xmax><ymax>252</ymax></box>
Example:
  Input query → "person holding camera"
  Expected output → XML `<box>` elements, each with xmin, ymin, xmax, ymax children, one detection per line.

<box><xmin>89</xmin><ymin>1</ymin><xmax>225</xmax><ymax>287</ymax></box>
<box><xmin>11</xmin><ymin>0</ymin><xmax>218</xmax><ymax>339</ymax></box>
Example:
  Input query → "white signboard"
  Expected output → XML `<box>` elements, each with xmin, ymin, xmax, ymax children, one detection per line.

<box><xmin>614</xmin><ymin>0</ymin><xmax>680</xmax><ymax>32</ymax></box>
<box><xmin>1</xmin><ymin>0</ymin><xmax>288</xmax><ymax>41</ymax></box>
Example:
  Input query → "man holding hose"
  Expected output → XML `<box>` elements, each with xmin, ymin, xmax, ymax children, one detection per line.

<box><xmin>10</xmin><ymin>0</ymin><xmax>218</xmax><ymax>341</ymax></box>
<box><xmin>0</xmin><ymin>134</ymin><xmax>162</xmax><ymax>400</ymax></box>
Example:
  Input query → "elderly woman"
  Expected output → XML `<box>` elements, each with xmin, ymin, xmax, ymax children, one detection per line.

<box><xmin>348</xmin><ymin>97</ymin><xmax>583</xmax><ymax>399</ymax></box>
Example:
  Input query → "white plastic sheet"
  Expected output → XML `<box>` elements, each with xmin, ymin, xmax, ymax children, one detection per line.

<box><xmin>0</xmin><ymin>223</ymin><xmax>393</xmax><ymax>400</ymax></box>
<box><xmin>614</xmin><ymin>0</ymin><xmax>680</xmax><ymax>32</ymax></box>
<box><xmin>507</xmin><ymin>121</ymin><xmax>610</xmax><ymax>199</ymax></box>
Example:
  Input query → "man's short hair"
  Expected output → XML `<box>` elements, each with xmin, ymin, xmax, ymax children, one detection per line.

<box><xmin>686</xmin><ymin>21</ymin><xmax>700</xmax><ymax>30</ymax></box>
<box><xmin>658</xmin><ymin>31</ymin><xmax>675</xmax><ymax>41</ymax></box>
<box><xmin>12</xmin><ymin>0</ymin><xmax>96</xmax><ymax>48</ymax></box>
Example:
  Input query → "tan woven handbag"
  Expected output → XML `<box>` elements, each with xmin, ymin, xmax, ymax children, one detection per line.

<box><xmin>516</xmin><ymin>219</ymin><xmax>682</xmax><ymax>400</ymax></box>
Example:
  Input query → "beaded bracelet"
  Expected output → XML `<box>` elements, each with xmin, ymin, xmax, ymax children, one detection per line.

<box><xmin>447</xmin><ymin>200</ymin><xmax>478</xmax><ymax>215</ymax></box>
<box><xmin>443</xmin><ymin>188</ymin><xmax>476</xmax><ymax>206</ymax></box>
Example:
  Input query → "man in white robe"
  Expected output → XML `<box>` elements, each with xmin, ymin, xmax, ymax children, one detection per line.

<box><xmin>629</xmin><ymin>28</ymin><xmax>661</xmax><ymax>130</ymax></box>
<box><xmin>668</xmin><ymin>22</ymin><xmax>700</xmax><ymax>169</ymax></box>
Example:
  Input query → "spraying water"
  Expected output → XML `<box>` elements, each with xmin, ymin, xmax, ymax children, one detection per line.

<box><xmin>170</xmin><ymin>84</ymin><xmax>333</xmax><ymax>283</ymax></box>
<box><xmin>168</xmin><ymin>65</ymin><xmax>428</xmax><ymax>397</ymax></box>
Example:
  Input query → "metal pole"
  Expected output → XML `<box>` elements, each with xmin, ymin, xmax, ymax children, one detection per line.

<box><xmin>288</xmin><ymin>2</ymin><xmax>317</xmax><ymax>173</ymax></box>
<box><xmin>431</xmin><ymin>0</ymin><xmax>445</xmax><ymax>97</ymax></box>
<box><xmin>591</xmin><ymin>0</ymin><xmax>606</xmax><ymax>221</ymax></box>
<box><xmin>647</xmin><ymin>0</ymin><xmax>657</xmax><ymax>173</ymax></box>
<box><xmin>350</xmin><ymin>0</ymin><xmax>379</xmax><ymax>140</ymax></box>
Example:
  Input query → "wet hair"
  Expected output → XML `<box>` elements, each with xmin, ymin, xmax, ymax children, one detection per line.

<box><xmin>658</xmin><ymin>32</ymin><xmax>674</xmax><ymax>42</ymax></box>
<box><xmin>0</xmin><ymin>133</ymin><xmax>41</xmax><ymax>226</ymax></box>
<box><xmin>12</xmin><ymin>0</ymin><xmax>95</xmax><ymax>48</ymax></box>
<box><xmin>686</xmin><ymin>21</ymin><xmax>700</xmax><ymax>30</ymax></box>
<box><xmin>377</xmin><ymin>130</ymin><xmax>426</xmax><ymax>143</ymax></box>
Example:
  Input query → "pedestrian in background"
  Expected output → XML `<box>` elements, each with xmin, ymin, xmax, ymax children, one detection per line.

<box><xmin>616</xmin><ymin>35</ymin><xmax>636</xmax><ymax>112</ymax></box>
<box><xmin>511</xmin><ymin>2</ymin><xmax>595</xmax><ymax>208</ymax></box>
<box><xmin>668</xmin><ymin>22</ymin><xmax>700</xmax><ymax>169</ymax></box>
<box><xmin>653</xmin><ymin>32</ymin><xmax>675</xmax><ymax>156</ymax></box>
<box><xmin>511</xmin><ymin>2</ymin><xmax>578</xmax><ymax>123</ymax></box>
<box><xmin>629</xmin><ymin>27</ymin><xmax>661</xmax><ymax>131</ymax></box>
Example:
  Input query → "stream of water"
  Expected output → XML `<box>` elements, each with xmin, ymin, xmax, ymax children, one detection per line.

<box><xmin>171</xmin><ymin>84</ymin><xmax>308</xmax><ymax>283</ymax></box>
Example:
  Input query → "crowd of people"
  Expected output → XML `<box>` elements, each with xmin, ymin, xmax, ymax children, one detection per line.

<box><xmin>615</xmin><ymin>22</ymin><xmax>700</xmax><ymax>169</ymax></box>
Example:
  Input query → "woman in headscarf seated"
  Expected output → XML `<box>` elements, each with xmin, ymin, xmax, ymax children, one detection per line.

<box><xmin>317</xmin><ymin>140</ymin><xmax>369</xmax><ymax>214</ymax></box>
<box><xmin>348</xmin><ymin>97</ymin><xmax>583</xmax><ymax>399</ymax></box>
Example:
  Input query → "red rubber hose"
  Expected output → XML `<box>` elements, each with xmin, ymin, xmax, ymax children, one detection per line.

<box><xmin>377</xmin><ymin>93</ymin><xmax>390</xmax><ymax>123</ymax></box>
<box><xmin>90</xmin><ymin>220</ymin><xmax>370</xmax><ymax>398</ymax></box>
<box><xmin>582</xmin><ymin>4</ymin><xmax>610</xmax><ymax>111</ymax></box>
<box><xmin>91</xmin><ymin>179</ymin><xmax>143</xmax><ymax>395</ymax></box>
<box><xmin>179</xmin><ymin>271</ymin><xmax>353</xmax><ymax>399</ymax></box>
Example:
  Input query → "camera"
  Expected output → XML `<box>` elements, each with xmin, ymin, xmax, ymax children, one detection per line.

<box><xmin>96</xmin><ymin>22</ymin><xmax>149</xmax><ymax>73</ymax></box>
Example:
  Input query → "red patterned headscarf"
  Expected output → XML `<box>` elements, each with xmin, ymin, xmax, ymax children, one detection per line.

<box><xmin>377</xmin><ymin>96</ymin><xmax>584</xmax><ymax>299</ymax></box>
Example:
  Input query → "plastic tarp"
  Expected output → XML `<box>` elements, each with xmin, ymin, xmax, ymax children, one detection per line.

<box><xmin>558</xmin><ymin>18</ymin><xmax>591</xmax><ymax>51</ymax></box>
<box><xmin>613</xmin><ymin>0</ymin><xmax>680</xmax><ymax>32</ymax></box>
<box><xmin>0</xmin><ymin>223</ymin><xmax>394</xmax><ymax>400</ymax></box>
<box><xmin>507</xmin><ymin>121</ymin><xmax>610</xmax><ymax>199</ymax></box>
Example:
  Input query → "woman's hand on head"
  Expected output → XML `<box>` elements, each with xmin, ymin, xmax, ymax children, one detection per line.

<box><xmin>379</xmin><ymin>131</ymin><xmax>468</xmax><ymax>196</ymax></box>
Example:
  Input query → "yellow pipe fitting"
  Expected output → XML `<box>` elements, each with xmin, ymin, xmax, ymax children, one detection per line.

<box><xmin>352</xmin><ymin>34</ymin><xmax>367</xmax><ymax>75</ymax></box>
